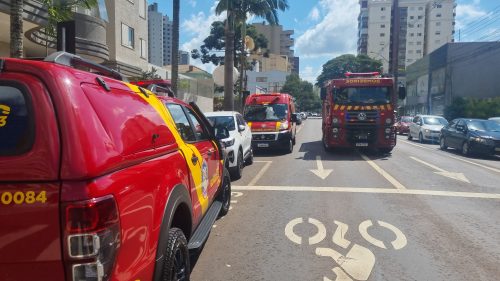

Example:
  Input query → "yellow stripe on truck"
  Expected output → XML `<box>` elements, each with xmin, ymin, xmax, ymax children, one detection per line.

<box><xmin>124</xmin><ymin>83</ymin><xmax>210</xmax><ymax>213</ymax></box>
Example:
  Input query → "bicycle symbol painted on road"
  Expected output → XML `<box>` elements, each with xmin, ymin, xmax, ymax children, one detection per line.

<box><xmin>284</xmin><ymin>218</ymin><xmax>407</xmax><ymax>281</ymax></box>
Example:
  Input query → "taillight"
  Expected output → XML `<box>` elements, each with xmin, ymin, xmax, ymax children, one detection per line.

<box><xmin>62</xmin><ymin>195</ymin><xmax>120</xmax><ymax>281</ymax></box>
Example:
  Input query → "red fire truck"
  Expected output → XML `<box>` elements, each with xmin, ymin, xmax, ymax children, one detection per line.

<box><xmin>320</xmin><ymin>72</ymin><xmax>405</xmax><ymax>153</ymax></box>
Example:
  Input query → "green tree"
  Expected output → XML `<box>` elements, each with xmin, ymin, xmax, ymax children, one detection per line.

<box><xmin>282</xmin><ymin>73</ymin><xmax>322</xmax><ymax>112</ymax></box>
<box><xmin>139</xmin><ymin>67</ymin><xmax>162</xmax><ymax>80</ymax></box>
<box><xmin>215</xmin><ymin>0</ymin><xmax>289</xmax><ymax>110</ymax></box>
<box><xmin>191</xmin><ymin>22</ymin><xmax>268</xmax><ymax>66</ymax></box>
<box><xmin>444</xmin><ymin>97</ymin><xmax>500</xmax><ymax>120</ymax></box>
<box><xmin>443</xmin><ymin>97</ymin><xmax>467</xmax><ymax>121</ymax></box>
<box><xmin>10</xmin><ymin>0</ymin><xmax>97</xmax><ymax>58</ymax></box>
<box><xmin>316</xmin><ymin>54</ymin><xmax>383</xmax><ymax>87</ymax></box>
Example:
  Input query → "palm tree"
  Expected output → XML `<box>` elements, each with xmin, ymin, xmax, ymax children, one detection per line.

<box><xmin>171</xmin><ymin>0</ymin><xmax>180</xmax><ymax>96</ymax></box>
<box><xmin>10</xmin><ymin>0</ymin><xmax>24</xmax><ymax>58</ymax></box>
<box><xmin>216</xmin><ymin>0</ymin><xmax>289</xmax><ymax>111</ymax></box>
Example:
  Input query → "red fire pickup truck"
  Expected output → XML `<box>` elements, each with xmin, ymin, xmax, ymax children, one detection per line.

<box><xmin>0</xmin><ymin>52</ymin><xmax>231</xmax><ymax>281</ymax></box>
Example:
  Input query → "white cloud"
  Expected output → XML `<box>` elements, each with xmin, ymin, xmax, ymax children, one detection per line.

<box><xmin>308</xmin><ymin>7</ymin><xmax>320</xmax><ymax>21</ymax></box>
<box><xmin>455</xmin><ymin>2</ymin><xmax>487</xmax><ymax>33</ymax></box>
<box><xmin>300</xmin><ymin>65</ymin><xmax>322</xmax><ymax>83</ymax></box>
<box><xmin>188</xmin><ymin>0</ymin><xmax>197</xmax><ymax>8</ymax></box>
<box><xmin>295</xmin><ymin>0</ymin><xmax>358</xmax><ymax>59</ymax></box>
<box><xmin>181</xmin><ymin>2</ymin><xmax>225</xmax><ymax>73</ymax></box>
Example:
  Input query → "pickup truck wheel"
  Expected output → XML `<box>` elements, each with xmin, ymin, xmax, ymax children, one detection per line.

<box><xmin>230</xmin><ymin>151</ymin><xmax>243</xmax><ymax>180</ymax></box>
<box><xmin>218</xmin><ymin>169</ymin><xmax>231</xmax><ymax>217</ymax></box>
<box><xmin>245</xmin><ymin>148</ymin><xmax>254</xmax><ymax>165</ymax></box>
<box><xmin>162</xmin><ymin>228</ymin><xmax>189</xmax><ymax>281</ymax></box>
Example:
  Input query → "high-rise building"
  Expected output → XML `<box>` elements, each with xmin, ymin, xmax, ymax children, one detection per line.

<box><xmin>357</xmin><ymin>0</ymin><xmax>455</xmax><ymax>73</ymax></box>
<box><xmin>179</xmin><ymin>50</ymin><xmax>190</xmax><ymax>65</ymax></box>
<box><xmin>148</xmin><ymin>3</ymin><xmax>164</xmax><ymax>66</ymax></box>
<box><xmin>163</xmin><ymin>16</ymin><xmax>173</xmax><ymax>66</ymax></box>
<box><xmin>252</xmin><ymin>22</ymin><xmax>299</xmax><ymax>74</ymax></box>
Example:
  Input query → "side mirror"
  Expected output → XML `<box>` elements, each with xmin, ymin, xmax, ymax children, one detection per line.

<box><xmin>320</xmin><ymin>88</ymin><xmax>327</xmax><ymax>100</ymax></box>
<box><xmin>291</xmin><ymin>113</ymin><xmax>298</xmax><ymax>123</ymax></box>
<box><xmin>456</xmin><ymin>125</ymin><xmax>465</xmax><ymax>132</ymax></box>
<box><xmin>238</xmin><ymin>124</ymin><xmax>245</xmax><ymax>132</ymax></box>
<box><xmin>398</xmin><ymin>86</ymin><xmax>406</xmax><ymax>100</ymax></box>
<box><xmin>214</xmin><ymin>126</ymin><xmax>230</xmax><ymax>140</ymax></box>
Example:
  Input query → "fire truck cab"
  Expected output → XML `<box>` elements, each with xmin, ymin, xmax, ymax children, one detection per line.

<box><xmin>244</xmin><ymin>93</ymin><xmax>298</xmax><ymax>154</ymax></box>
<box><xmin>321</xmin><ymin>72</ymin><xmax>402</xmax><ymax>153</ymax></box>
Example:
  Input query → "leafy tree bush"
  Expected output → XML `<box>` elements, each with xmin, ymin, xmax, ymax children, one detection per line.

<box><xmin>281</xmin><ymin>74</ymin><xmax>321</xmax><ymax>112</ymax></box>
<box><xmin>444</xmin><ymin>97</ymin><xmax>500</xmax><ymax>120</ymax></box>
<box><xmin>316</xmin><ymin>54</ymin><xmax>383</xmax><ymax>87</ymax></box>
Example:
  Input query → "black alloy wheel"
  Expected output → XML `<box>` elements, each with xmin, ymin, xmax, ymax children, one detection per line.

<box><xmin>245</xmin><ymin>148</ymin><xmax>254</xmax><ymax>165</ymax></box>
<box><xmin>218</xmin><ymin>168</ymin><xmax>231</xmax><ymax>217</ymax></box>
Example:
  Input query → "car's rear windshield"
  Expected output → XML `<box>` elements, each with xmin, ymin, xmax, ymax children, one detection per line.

<box><xmin>423</xmin><ymin>117</ymin><xmax>448</xmax><ymax>125</ymax></box>
<box><xmin>207</xmin><ymin>116</ymin><xmax>235</xmax><ymax>131</ymax></box>
<box><xmin>0</xmin><ymin>83</ymin><xmax>34</xmax><ymax>156</ymax></box>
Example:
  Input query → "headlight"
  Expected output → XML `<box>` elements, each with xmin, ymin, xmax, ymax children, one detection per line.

<box><xmin>332</xmin><ymin>128</ymin><xmax>339</xmax><ymax>133</ymax></box>
<box><xmin>223</xmin><ymin>138</ymin><xmax>235</xmax><ymax>147</ymax></box>
<box><xmin>279</xmin><ymin>121</ymin><xmax>289</xmax><ymax>130</ymax></box>
<box><xmin>385</xmin><ymin>118</ymin><xmax>392</xmax><ymax>124</ymax></box>
<box><xmin>332</xmin><ymin>117</ymin><xmax>339</xmax><ymax>124</ymax></box>
<box><xmin>470</xmin><ymin>137</ymin><xmax>494</xmax><ymax>145</ymax></box>
<box><xmin>385</xmin><ymin>128</ymin><xmax>391</xmax><ymax>133</ymax></box>
<box><xmin>424</xmin><ymin>129</ymin><xmax>430</xmax><ymax>133</ymax></box>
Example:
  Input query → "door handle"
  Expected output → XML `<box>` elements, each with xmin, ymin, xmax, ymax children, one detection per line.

<box><xmin>191</xmin><ymin>155</ymin><xmax>199</xmax><ymax>165</ymax></box>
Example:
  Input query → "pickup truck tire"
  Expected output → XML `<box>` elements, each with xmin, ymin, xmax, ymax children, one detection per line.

<box><xmin>218</xmin><ymin>169</ymin><xmax>232</xmax><ymax>217</ymax></box>
<box><xmin>230</xmin><ymin>151</ymin><xmax>243</xmax><ymax>180</ymax></box>
<box><xmin>162</xmin><ymin>228</ymin><xmax>190</xmax><ymax>281</ymax></box>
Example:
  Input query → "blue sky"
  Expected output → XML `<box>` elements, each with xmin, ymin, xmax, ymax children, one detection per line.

<box><xmin>151</xmin><ymin>0</ymin><xmax>499</xmax><ymax>83</ymax></box>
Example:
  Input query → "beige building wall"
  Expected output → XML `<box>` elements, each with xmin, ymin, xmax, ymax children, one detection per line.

<box><xmin>425</xmin><ymin>0</ymin><xmax>455</xmax><ymax>54</ymax></box>
<box><xmin>251</xmin><ymin>53</ymin><xmax>290</xmax><ymax>73</ymax></box>
<box><xmin>105</xmin><ymin>0</ymin><xmax>149</xmax><ymax>77</ymax></box>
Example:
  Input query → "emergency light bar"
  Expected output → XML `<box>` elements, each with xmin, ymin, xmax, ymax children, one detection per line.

<box><xmin>345</xmin><ymin>72</ymin><xmax>380</xmax><ymax>78</ymax></box>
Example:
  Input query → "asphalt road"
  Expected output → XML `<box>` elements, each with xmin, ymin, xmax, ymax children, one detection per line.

<box><xmin>191</xmin><ymin>118</ymin><xmax>500</xmax><ymax>281</ymax></box>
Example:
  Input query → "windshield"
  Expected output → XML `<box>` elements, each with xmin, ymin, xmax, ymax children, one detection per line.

<box><xmin>244</xmin><ymin>104</ymin><xmax>288</xmax><ymax>121</ymax></box>
<box><xmin>206</xmin><ymin>116</ymin><xmax>235</xmax><ymax>131</ymax></box>
<box><xmin>401</xmin><ymin>117</ymin><xmax>412</xmax><ymax>122</ymax></box>
<box><xmin>423</xmin><ymin>117</ymin><xmax>448</xmax><ymax>125</ymax></box>
<box><xmin>467</xmin><ymin>120</ymin><xmax>500</xmax><ymax>132</ymax></box>
<box><xmin>334</xmin><ymin>87</ymin><xmax>391</xmax><ymax>105</ymax></box>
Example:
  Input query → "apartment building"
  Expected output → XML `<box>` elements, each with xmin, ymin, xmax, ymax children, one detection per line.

<box><xmin>252</xmin><ymin>22</ymin><xmax>299</xmax><ymax>74</ymax></box>
<box><xmin>148</xmin><ymin>3</ymin><xmax>163</xmax><ymax>66</ymax></box>
<box><xmin>163</xmin><ymin>15</ymin><xmax>173</xmax><ymax>66</ymax></box>
<box><xmin>357</xmin><ymin>0</ymin><xmax>455</xmax><ymax>74</ymax></box>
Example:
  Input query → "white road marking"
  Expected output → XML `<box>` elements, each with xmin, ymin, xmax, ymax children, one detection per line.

<box><xmin>316</xmin><ymin>245</ymin><xmax>375</xmax><ymax>281</ymax></box>
<box><xmin>231</xmin><ymin>191</ymin><xmax>244</xmax><ymax>198</ymax></box>
<box><xmin>400</xmin><ymin>139</ymin><xmax>500</xmax><ymax>174</ymax></box>
<box><xmin>378</xmin><ymin>221</ymin><xmax>407</xmax><ymax>250</ymax></box>
<box><xmin>248</xmin><ymin>160</ymin><xmax>272</xmax><ymax>186</ymax></box>
<box><xmin>360</xmin><ymin>153</ymin><xmax>407</xmax><ymax>190</ymax></box>
<box><xmin>284</xmin><ymin>217</ymin><xmax>304</xmax><ymax>245</ymax></box>
<box><xmin>410</xmin><ymin>156</ymin><xmax>470</xmax><ymax>183</ymax></box>
<box><xmin>230</xmin><ymin>200</ymin><xmax>238</xmax><ymax>204</ymax></box>
<box><xmin>308</xmin><ymin>218</ymin><xmax>327</xmax><ymax>245</ymax></box>
<box><xmin>332</xmin><ymin>221</ymin><xmax>351</xmax><ymax>249</ymax></box>
<box><xmin>310</xmin><ymin>155</ymin><xmax>333</xmax><ymax>180</ymax></box>
<box><xmin>359</xmin><ymin>220</ymin><xmax>386</xmax><ymax>249</ymax></box>
<box><xmin>229</xmin><ymin>206</ymin><xmax>233</xmax><ymax>210</ymax></box>
<box><xmin>232</xmin><ymin>185</ymin><xmax>500</xmax><ymax>200</ymax></box>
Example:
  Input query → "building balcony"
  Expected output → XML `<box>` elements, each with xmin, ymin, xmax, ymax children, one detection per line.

<box><xmin>0</xmin><ymin>0</ymin><xmax>108</xmax><ymax>62</ymax></box>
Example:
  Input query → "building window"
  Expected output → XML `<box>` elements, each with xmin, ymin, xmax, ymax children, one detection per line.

<box><xmin>380</xmin><ymin>33</ymin><xmax>385</xmax><ymax>37</ymax></box>
<box><xmin>361</xmin><ymin>1</ymin><xmax>367</xmax><ymax>8</ymax></box>
<box><xmin>410</xmin><ymin>16</ymin><xmax>414</xmax><ymax>20</ymax></box>
<box><xmin>140</xmin><ymin>39</ymin><xmax>147</xmax><ymax>58</ymax></box>
<box><xmin>417</xmin><ymin>33</ymin><xmax>422</xmax><ymax>36</ymax></box>
<box><xmin>381</xmin><ymin>7</ymin><xmax>385</xmax><ymax>11</ymax></box>
<box><xmin>139</xmin><ymin>0</ymin><xmax>146</xmax><ymax>18</ymax></box>
<box><xmin>435</xmin><ymin>31</ymin><xmax>441</xmax><ymax>35</ymax></box>
<box><xmin>436</xmin><ymin>22</ymin><xmax>441</xmax><ymax>26</ymax></box>
<box><xmin>380</xmin><ymin>24</ymin><xmax>385</xmax><ymax>28</ymax></box>
<box><xmin>408</xmin><ymin>23</ymin><xmax>414</xmax><ymax>28</ymax></box>
<box><xmin>436</xmin><ymin>13</ymin><xmax>442</xmax><ymax>18</ymax></box>
<box><xmin>121</xmin><ymin>23</ymin><xmax>134</xmax><ymax>48</ymax></box>
<box><xmin>410</xmin><ymin>33</ymin><xmax>414</xmax><ymax>37</ymax></box>
<box><xmin>418</xmin><ymin>15</ymin><xmax>423</xmax><ymax>19</ymax></box>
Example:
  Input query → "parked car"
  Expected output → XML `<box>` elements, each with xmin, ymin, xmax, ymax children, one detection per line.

<box><xmin>408</xmin><ymin>115</ymin><xmax>449</xmax><ymax>143</ymax></box>
<box><xmin>0</xmin><ymin>52</ymin><xmax>231</xmax><ymax>281</ymax></box>
<box><xmin>440</xmin><ymin>118</ymin><xmax>500</xmax><ymax>156</ymax></box>
<box><xmin>395</xmin><ymin>116</ymin><xmax>413</xmax><ymax>135</ymax></box>
<box><xmin>488</xmin><ymin>117</ymin><xmax>500</xmax><ymax>123</ymax></box>
<box><xmin>205</xmin><ymin>111</ymin><xmax>253</xmax><ymax>179</ymax></box>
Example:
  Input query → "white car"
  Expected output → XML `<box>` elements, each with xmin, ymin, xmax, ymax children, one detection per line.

<box><xmin>488</xmin><ymin>117</ymin><xmax>500</xmax><ymax>123</ymax></box>
<box><xmin>205</xmin><ymin>111</ymin><xmax>253</xmax><ymax>179</ymax></box>
<box><xmin>408</xmin><ymin>115</ymin><xmax>449</xmax><ymax>143</ymax></box>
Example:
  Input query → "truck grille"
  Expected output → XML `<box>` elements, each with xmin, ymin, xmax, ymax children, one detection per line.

<box><xmin>345</xmin><ymin>126</ymin><xmax>378</xmax><ymax>143</ymax></box>
<box><xmin>252</xmin><ymin>134</ymin><xmax>277</xmax><ymax>141</ymax></box>
<box><xmin>345</xmin><ymin>111</ymin><xmax>379</xmax><ymax>125</ymax></box>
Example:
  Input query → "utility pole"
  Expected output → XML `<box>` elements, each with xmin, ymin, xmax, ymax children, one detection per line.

<box><xmin>391</xmin><ymin>0</ymin><xmax>400</xmax><ymax>105</ymax></box>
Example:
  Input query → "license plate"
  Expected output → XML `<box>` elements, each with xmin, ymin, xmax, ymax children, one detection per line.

<box><xmin>257</xmin><ymin>143</ymin><xmax>269</xmax><ymax>148</ymax></box>
<box><xmin>495</xmin><ymin>147</ymin><xmax>500</xmax><ymax>152</ymax></box>
<box><xmin>355</xmin><ymin>143</ymin><xmax>368</xmax><ymax>147</ymax></box>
